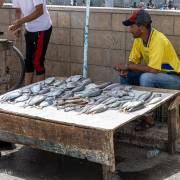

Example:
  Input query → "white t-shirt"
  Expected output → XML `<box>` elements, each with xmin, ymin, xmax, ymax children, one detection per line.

<box><xmin>12</xmin><ymin>0</ymin><xmax>52</xmax><ymax>32</ymax></box>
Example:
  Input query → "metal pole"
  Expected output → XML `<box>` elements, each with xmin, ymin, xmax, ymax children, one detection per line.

<box><xmin>83</xmin><ymin>0</ymin><xmax>90</xmax><ymax>78</ymax></box>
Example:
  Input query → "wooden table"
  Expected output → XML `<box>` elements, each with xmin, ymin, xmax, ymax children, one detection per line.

<box><xmin>0</xmin><ymin>86</ymin><xmax>179</xmax><ymax>180</ymax></box>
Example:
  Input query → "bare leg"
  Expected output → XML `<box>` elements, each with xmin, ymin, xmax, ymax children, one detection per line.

<box><xmin>25</xmin><ymin>72</ymin><xmax>34</xmax><ymax>85</ymax></box>
<box><xmin>36</xmin><ymin>74</ymin><xmax>45</xmax><ymax>82</ymax></box>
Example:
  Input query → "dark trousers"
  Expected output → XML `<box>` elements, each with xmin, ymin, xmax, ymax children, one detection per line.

<box><xmin>24</xmin><ymin>26</ymin><xmax>52</xmax><ymax>75</ymax></box>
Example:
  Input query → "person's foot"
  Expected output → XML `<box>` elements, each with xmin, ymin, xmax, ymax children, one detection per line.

<box><xmin>0</xmin><ymin>141</ymin><xmax>16</xmax><ymax>150</ymax></box>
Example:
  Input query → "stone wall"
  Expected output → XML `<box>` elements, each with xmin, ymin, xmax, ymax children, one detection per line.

<box><xmin>0</xmin><ymin>5</ymin><xmax>180</xmax><ymax>82</ymax></box>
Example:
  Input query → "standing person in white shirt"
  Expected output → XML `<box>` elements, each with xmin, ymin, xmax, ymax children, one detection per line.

<box><xmin>9</xmin><ymin>0</ymin><xmax>52</xmax><ymax>85</ymax></box>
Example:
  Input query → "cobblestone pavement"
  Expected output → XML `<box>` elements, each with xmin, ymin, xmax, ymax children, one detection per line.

<box><xmin>1</xmin><ymin>144</ymin><xmax>180</xmax><ymax>180</ymax></box>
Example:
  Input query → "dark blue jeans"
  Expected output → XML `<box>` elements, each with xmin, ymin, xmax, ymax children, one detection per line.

<box><xmin>120</xmin><ymin>71</ymin><xmax>180</xmax><ymax>90</ymax></box>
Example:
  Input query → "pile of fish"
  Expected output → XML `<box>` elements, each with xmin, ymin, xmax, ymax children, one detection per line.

<box><xmin>0</xmin><ymin>75</ymin><xmax>164</xmax><ymax>114</ymax></box>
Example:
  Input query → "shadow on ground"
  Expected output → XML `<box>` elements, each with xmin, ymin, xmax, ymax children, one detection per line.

<box><xmin>0</xmin><ymin>145</ymin><xmax>102</xmax><ymax>180</ymax></box>
<box><xmin>1</xmin><ymin>144</ymin><xmax>180</xmax><ymax>180</ymax></box>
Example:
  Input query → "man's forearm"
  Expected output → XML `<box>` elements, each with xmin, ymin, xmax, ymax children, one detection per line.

<box><xmin>128</xmin><ymin>63</ymin><xmax>160</xmax><ymax>73</ymax></box>
<box><xmin>16</xmin><ymin>4</ymin><xmax>43</xmax><ymax>26</ymax></box>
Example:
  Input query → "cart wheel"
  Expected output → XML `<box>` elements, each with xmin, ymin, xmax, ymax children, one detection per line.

<box><xmin>0</xmin><ymin>44</ymin><xmax>25</xmax><ymax>94</ymax></box>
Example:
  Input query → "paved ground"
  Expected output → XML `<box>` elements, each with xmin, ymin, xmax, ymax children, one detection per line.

<box><xmin>1</xmin><ymin>144</ymin><xmax>180</xmax><ymax>180</ymax></box>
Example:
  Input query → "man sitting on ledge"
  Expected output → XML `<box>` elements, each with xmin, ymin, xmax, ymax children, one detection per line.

<box><xmin>114</xmin><ymin>9</ymin><xmax>180</xmax><ymax>130</ymax></box>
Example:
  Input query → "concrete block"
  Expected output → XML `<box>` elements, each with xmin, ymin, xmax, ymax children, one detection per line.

<box><xmin>9</xmin><ymin>9</ymin><xmax>16</xmax><ymax>24</ymax></box>
<box><xmin>89</xmin><ymin>30</ymin><xmax>112</xmax><ymax>49</ymax></box>
<box><xmin>174</xmin><ymin>16</ymin><xmax>180</xmax><ymax>36</ymax></box>
<box><xmin>45</xmin><ymin>60</ymin><xmax>70</xmax><ymax>77</ymax></box>
<box><xmin>88</xmin><ymin>47</ymin><xmax>111</xmax><ymax>66</ymax></box>
<box><xmin>49</xmin><ymin>11</ymin><xmax>58</xmax><ymax>27</ymax></box>
<box><xmin>70</xmin><ymin>46</ymin><xmax>83</xmax><ymax>63</ymax></box>
<box><xmin>46</xmin><ymin>44</ymin><xmax>58</xmax><ymax>60</ymax></box>
<box><xmin>71</xmin><ymin>12</ymin><xmax>84</xmax><ymax>29</ymax></box>
<box><xmin>57</xmin><ymin>11</ymin><xmax>70</xmax><ymax>28</ymax></box>
<box><xmin>111</xmin><ymin>49</ymin><xmax>125</xmax><ymax>65</ymax></box>
<box><xmin>112</xmin><ymin>13</ymin><xmax>126</xmax><ymax>32</ymax></box>
<box><xmin>70</xmin><ymin>63</ymin><xmax>83</xmax><ymax>75</ymax></box>
<box><xmin>57</xmin><ymin>45</ymin><xmax>70</xmax><ymax>62</ymax></box>
<box><xmin>151</xmin><ymin>15</ymin><xmax>174</xmax><ymax>35</ymax></box>
<box><xmin>71</xmin><ymin>29</ymin><xmax>84</xmax><ymax>46</ymax></box>
<box><xmin>111</xmin><ymin>31</ymin><xmax>125</xmax><ymax>50</ymax></box>
<box><xmin>88</xmin><ymin>65</ymin><xmax>117</xmax><ymax>82</ymax></box>
<box><xmin>51</xmin><ymin>28</ymin><xmax>70</xmax><ymax>45</ymax></box>
<box><xmin>89</xmin><ymin>30</ymin><xmax>125</xmax><ymax>49</ymax></box>
<box><xmin>0</xmin><ymin>9</ymin><xmax>10</xmax><ymax>25</ymax></box>
<box><xmin>89</xmin><ymin>13</ymin><xmax>111</xmax><ymax>30</ymax></box>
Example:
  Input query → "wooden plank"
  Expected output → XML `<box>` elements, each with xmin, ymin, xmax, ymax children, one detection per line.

<box><xmin>102</xmin><ymin>131</ymin><xmax>115</xmax><ymax>180</ymax></box>
<box><xmin>168</xmin><ymin>108</ymin><xmax>177</xmax><ymax>154</ymax></box>
<box><xmin>0</xmin><ymin>112</ymin><xmax>114</xmax><ymax>167</ymax></box>
<box><xmin>168</xmin><ymin>95</ymin><xmax>180</xmax><ymax>110</ymax></box>
<box><xmin>102</xmin><ymin>165</ymin><xmax>114</xmax><ymax>180</ymax></box>
<box><xmin>133</xmin><ymin>86</ymin><xmax>180</xmax><ymax>95</ymax></box>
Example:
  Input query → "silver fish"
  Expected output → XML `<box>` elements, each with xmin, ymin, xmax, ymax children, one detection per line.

<box><xmin>82</xmin><ymin>88</ymin><xmax>102</xmax><ymax>97</ymax></box>
<box><xmin>30</xmin><ymin>84</ymin><xmax>41</xmax><ymax>95</ymax></box>
<box><xmin>103</xmin><ymin>83</ymin><xmax>121</xmax><ymax>91</ymax></box>
<box><xmin>72</xmin><ymin>84</ymin><xmax>86</xmax><ymax>93</ymax></box>
<box><xmin>38</xmin><ymin>87</ymin><xmax>50</xmax><ymax>95</ymax></box>
<box><xmin>145</xmin><ymin>93</ymin><xmax>162</xmax><ymax>103</ymax></box>
<box><xmin>1</xmin><ymin>90</ymin><xmax>23</xmax><ymax>102</ymax></box>
<box><xmin>47</xmin><ymin>89</ymin><xmax>63</xmax><ymax>97</ymax></box>
<box><xmin>103</xmin><ymin>97</ymin><xmax>119</xmax><ymax>106</ymax></box>
<box><xmin>108</xmin><ymin>101</ymin><xmax>122</xmax><ymax>109</ymax></box>
<box><xmin>61</xmin><ymin>91</ymin><xmax>74</xmax><ymax>99</ymax></box>
<box><xmin>95</xmin><ymin>82</ymin><xmax>112</xmax><ymax>89</ymax></box>
<box><xmin>79</xmin><ymin>104</ymin><xmax>93</xmax><ymax>114</ymax></box>
<box><xmin>146</xmin><ymin>96</ymin><xmax>162</xmax><ymax>106</ymax></box>
<box><xmin>66</xmin><ymin>75</ymin><xmax>82</xmax><ymax>83</ymax></box>
<box><xmin>94</xmin><ymin>96</ymin><xmax>110</xmax><ymax>105</ymax></box>
<box><xmin>128</xmin><ymin>104</ymin><xmax>145</xmax><ymax>112</ymax></box>
<box><xmin>86</xmin><ymin>104</ymin><xmax>108</xmax><ymax>114</ymax></box>
<box><xmin>44</xmin><ymin>77</ymin><xmax>56</xmax><ymax>85</ymax></box>
<box><xmin>121</xmin><ymin>100</ymin><xmax>144</xmax><ymax>111</ymax></box>
<box><xmin>15</xmin><ymin>94</ymin><xmax>30</xmax><ymax>103</ymax></box>
<box><xmin>26</xmin><ymin>95</ymin><xmax>46</xmax><ymax>106</ymax></box>
<box><xmin>66</xmin><ymin>81</ymin><xmax>78</xmax><ymax>89</ymax></box>
<box><xmin>136</xmin><ymin>91</ymin><xmax>153</xmax><ymax>102</ymax></box>
<box><xmin>81</xmin><ymin>78</ymin><xmax>92</xmax><ymax>86</ymax></box>
<box><xmin>53</xmin><ymin>80</ymin><xmax>65</xmax><ymax>87</ymax></box>
<box><xmin>22</xmin><ymin>88</ymin><xmax>31</xmax><ymax>94</ymax></box>
<box><xmin>38</xmin><ymin>99</ymin><xmax>54</xmax><ymax>108</ymax></box>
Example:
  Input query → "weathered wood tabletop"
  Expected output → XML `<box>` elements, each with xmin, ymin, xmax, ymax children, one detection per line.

<box><xmin>0</xmin><ymin>85</ymin><xmax>179</xmax><ymax>180</ymax></box>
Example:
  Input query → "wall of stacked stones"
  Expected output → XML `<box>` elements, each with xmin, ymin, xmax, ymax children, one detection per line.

<box><xmin>0</xmin><ymin>5</ymin><xmax>180</xmax><ymax>82</ymax></box>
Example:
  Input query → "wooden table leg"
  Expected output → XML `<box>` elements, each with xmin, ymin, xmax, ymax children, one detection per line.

<box><xmin>102</xmin><ymin>131</ymin><xmax>116</xmax><ymax>180</ymax></box>
<box><xmin>168</xmin><ymin>108</ymin><xmax>177</xmax><ymax>154</ymax></box>
<box><xmin>102</xmin><ymin>165</ymin><xmax>114</xmax><ymax>180</ymax></box>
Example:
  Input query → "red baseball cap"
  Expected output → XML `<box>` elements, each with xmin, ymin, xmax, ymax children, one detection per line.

<box><xmin>123</xmin><ymin>9</ymin><xmax>152</xmax><ymax>26</ymax></box>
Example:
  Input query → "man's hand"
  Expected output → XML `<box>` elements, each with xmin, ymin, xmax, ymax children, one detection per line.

<box><xmin>8</xmin><ymin>19</ymin><xmax>22</xmax><ymax>33</ymax></box>
<box><xmin>0</xmin><ymin>0</ymin><xmax>5</xmax><ymax>6</ymax></box>
<box><xmin>119</xmin><ymin>70</ymin><xmax>128</xmax><ymax>77</ymax></box>
<box><xmin>114</xmin><ymin>63</ymin><xmax>128</xmax><ymax>71</ymax></box>
<box><xmin>113</xmin><ymin>63</ymin><xmax>129</xmax><ymax>77</ymax></box>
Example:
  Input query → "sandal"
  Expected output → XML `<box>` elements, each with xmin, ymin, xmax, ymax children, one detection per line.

<box><xmin>135</xmin><ymin>119</ymin><xmax>155</xmax><ymax>131</ymax></box>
